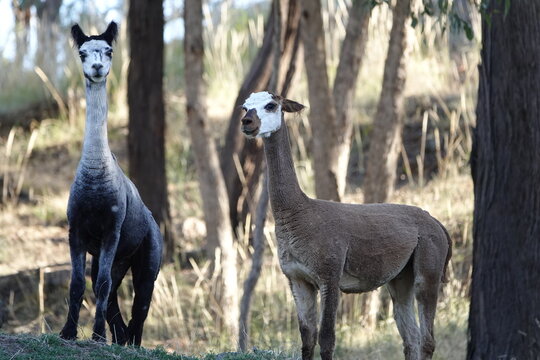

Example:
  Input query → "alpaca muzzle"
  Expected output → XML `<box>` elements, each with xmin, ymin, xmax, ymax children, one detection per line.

<box><xmin>241</xmin><ymin>109</ymin><xmax>261</xmax><ymax>137</ymax></box>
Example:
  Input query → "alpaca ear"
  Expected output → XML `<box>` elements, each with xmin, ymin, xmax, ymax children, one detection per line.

<box><xmin>71</xmin><ymin>24</ymin><xmax>88</xmax><ymax>48</ymax></box>
<box><xmin>281</xmin><ymin>98</ymin><xmax>305</xmax><ymax>113</ymax></box>
<box><xmin>102</xmin><ymin>21</ymin><xmax>118</xmax><ymax>45</ymax></box>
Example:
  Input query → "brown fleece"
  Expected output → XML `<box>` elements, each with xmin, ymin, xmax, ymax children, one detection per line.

<box><xmin>243</xmin><ymin>98</ymin><xmax>451</xmax><ymax>360</ymax></box>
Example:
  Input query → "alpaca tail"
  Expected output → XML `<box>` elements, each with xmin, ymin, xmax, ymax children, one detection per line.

<box><xmin>434</xmin><ymin>218</ymin><xmax>452</xmax><ymax>283</ymax></box>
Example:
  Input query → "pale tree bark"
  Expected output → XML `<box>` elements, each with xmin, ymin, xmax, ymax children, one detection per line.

<box><xmin>12</xmin><ymin>0</ymin><xmax>31</xmax><ymax>68</ymax></box>
<box><xmin>184</xmin><ymin>0</ymin><xmax>239</xmax><ymax>340</ymax></box>
<box><xmin>238</xmin><ymin>0</ymin><xmax>284</xmax><ymax>350</ymax></box>
<box><xmin>468</xmin><ymin>1</ymin><xmax>540</xmax><ymax>358</ymax></box>
<box><xmin>332</xmin><ymin>0</ymin><xmax>371</xmax><ymax>197</ymax></box>
<box><xmin>300</xmin><ymin>0</ymin><xmax>340</xmax><ymax>201</ymax></box>
<box><xmin>128</xmin><ymin>0</ymin><xmax>172</xmax><ymax>260</ymax></box>
<box><xmin>300</xmin><ymin>0</ymin><xmax>371</xmax><ymax>201</ymax></box>
<box><xmin>35</xmin><ymin>0</ymin><xmax>62</xmax><ymax>85</ymax></box>
<box><xmin>220</xmin><ymin>0</ymin><xmax>301</xmax><ymax>232</ymax></box>
<box><xmin>363</xmin><ymin>0</ymin><xmax>411</xmax><ymax>204</ymax></box>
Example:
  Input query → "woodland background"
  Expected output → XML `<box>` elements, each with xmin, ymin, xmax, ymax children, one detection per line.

<box><xmin>0</xmin><ymin>0</ymin><xmax>536</xmax><ymax>359</ymax></box>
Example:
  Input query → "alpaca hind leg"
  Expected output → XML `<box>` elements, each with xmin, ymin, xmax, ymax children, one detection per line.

<box><xmin>289</xmin><ymin>279</ymin><xmax>318</xmax><ymax>360</ymax></box>
<box><xmin>413</xmin><ymin>243</ymin><xmax>444</xmax><ymax>360</ymax></box>
<box><xmin>127</xmin><ymin>226</ymin><xmax>162</xmax><ymax>346</ymax></box>
<box><xmin>107</xmin><ymin>262</ymin><xmax>130</xmax><ymax>345</ymax></box>
<box><xmin>107</xmin><ymin>289</ymin><xmax>127</xmax><ymax>344</ymax></box>
<box><xmin>91</xmin><ymin>255</ymin><xmax>128</xmax><ymax>342</ymax></box>
<box><xmin>414</xmin><ymin>273</ymin><xmax>440</xmax><ymax>360</ymax></box>
<box><xmin>60</xmin><ymin>229</ymin><xmax>87</xmax><ymax>340</ymax></box>
<box><xmin>387</xmin><ymin>264</ymin><xmax>420</xmax><ymax>360</ymax></box>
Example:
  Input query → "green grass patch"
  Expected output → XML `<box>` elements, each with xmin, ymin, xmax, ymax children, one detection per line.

<box><xmin>0</xmin><ymin>333</ymin><xmax>290</xmax><ymax>360</ymax></box>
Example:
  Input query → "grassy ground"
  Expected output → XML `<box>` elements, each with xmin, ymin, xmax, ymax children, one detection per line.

<box><xmin>0</xmin><ymin>333</ymin><xmax>290</xmax><ymax>360</ymax></box>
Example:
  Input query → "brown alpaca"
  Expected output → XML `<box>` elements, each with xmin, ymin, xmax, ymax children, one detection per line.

<box><xmin>240</xmin><ymin>92</ymin><xmax>451</xmax><ymax>360</ymax></box>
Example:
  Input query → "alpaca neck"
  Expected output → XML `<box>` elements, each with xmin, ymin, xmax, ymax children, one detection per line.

<box><xmin>263</xmin><ymin>117</ymin><xmax>307</xmax><ymax>214</ymax></box>
<box><xmin>81</xmin><ymin>79</ymin><xmax>112</xmax><ymax>166</ymax></box>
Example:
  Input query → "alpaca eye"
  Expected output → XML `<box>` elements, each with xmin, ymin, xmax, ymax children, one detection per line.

<box><xmin>106</xmin><ymin>50</ymin><xmax>113</xmax><ymax>57</ymax></box>
<box><xmin>264</xmin><ymin>103</ymin><xmax>277</xmax><ymax>111</ymax></box>
<box><xmin>78</xmin><ymin>52</ymin><xmax>86</xmax><ymax>60</ymax></box>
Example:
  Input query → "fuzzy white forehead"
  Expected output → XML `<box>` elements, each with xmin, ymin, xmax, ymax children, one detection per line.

<box><xmin>243</xmin><ymin>92</ymin><xmax>275</xmax><ymax>109</ymax></box>
<box><xmin>79</xmin><ymin>39</ymin><xmax>111</xmax><ymax>52</ymax></box>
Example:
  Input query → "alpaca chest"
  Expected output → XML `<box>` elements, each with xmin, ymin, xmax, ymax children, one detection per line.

<box><xmin>277</xmin><ymin>233</ymin><xmax>322</xmax><ymax>285</ymax></box>
<box><xmin>69</xmin><ymin>185</ymin><xmax>124</xmax><ymax>234</ymax></box>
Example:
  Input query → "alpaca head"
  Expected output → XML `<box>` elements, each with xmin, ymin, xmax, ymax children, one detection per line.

<box><xmin>71</xmin><ymin>22</ymin><xmax>118</xmax><ymax>83</ymax></box>
<box><xmin>241</xmin><ymin>92</ymin><xmax>305</xmax><ymax>138</ymax></box>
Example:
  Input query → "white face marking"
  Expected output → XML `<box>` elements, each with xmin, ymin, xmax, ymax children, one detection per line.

<box><xmin>243</xmin><ymin>91</ymin><xmax>282</xmax><ymax>138</ymax></box>
<box><xmin>78</xmin><ymin>40</ymin><xmax>113</xmax><ymax>83</ymax></box>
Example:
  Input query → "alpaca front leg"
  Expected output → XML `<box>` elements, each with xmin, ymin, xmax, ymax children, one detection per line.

<box><xmin>60</xmin><ymin>229</ymin><xmax>87</xmax><ymax>340</ymax></box>
<box><xmin>319</xmin><ymin>284</ymin><xmax>340</xmax><ymax>360</ymax></box>
<box><xmin>290</xmin><ymin>279</ymin><xmax>318</xmax><ymax>360</ymax></box>
<box><xmin>92</xmin><ymin>233</ymin><xmax>120</xmax><ymax>342</ymax></box>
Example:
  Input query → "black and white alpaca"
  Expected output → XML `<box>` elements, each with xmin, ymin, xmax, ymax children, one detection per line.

<box><xmin>60</xmin><ymin>22</ymin><xmax>162</xmax><ymax>346</ymax></box>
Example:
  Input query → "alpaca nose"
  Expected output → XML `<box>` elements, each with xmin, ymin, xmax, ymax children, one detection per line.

<box><xmin>242</xmin><ymin>109</ymin><xmax>258</xmax><ymax>125</ymax></box>
<box><xmin>92</xmin><ymin>63</ymin><xmax>103</xmax><ymax>70</ymax></box>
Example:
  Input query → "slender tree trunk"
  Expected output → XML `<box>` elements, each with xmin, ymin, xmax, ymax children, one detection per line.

<box><xmin>467</xmin><ymin>2</ymin><xmax>540</xmax><ymax>358</ymax></box>
<box><xmin>127</xmin><ymin>0</ymin><xmax>171</xmax><ymax>260</ymax></box>
<box><xmin>35</xmin><ymin>0</ymin><xmax>62</xmax><ymax>85</ymax></box>
<box><xmin>184</xmin><ymin>0</ymin><xmax>239</xmax><ymax>340</ymax></box>
<box><xmin>238</xmin><ymin>170</ymin><xmax>269</xmax><ymax>351</ymax></box>
<box><xmin>300</xmin><ymin>0</ymin><xmax>370</xmax><ymax>200</ymax></box>
<box><xmin>220</xmin><ymin>0</ymin><xmax>300</xmax><ymax>231</ymax></box>
<box><xmin>363</xmin><ymin>0</ymin><xmax>411</xmax><ymax>204</ymax></box>
<box><xmin>115</xmin><ymin>0</ymin><xmax>130</xmax><ymax>120</ymax></box>
<box><xmin>12</xmin><ymin>0</ymin><xmax>31</xmax><ymax>68</ymax></box>
<box><xmin>238</xmin><ymin>0</ymin><xmax>285</xmax><ymax>350</ymax></box>
<box><xmin>332</xmin><ymin>0</ymin><xmax>371</xmax><ymax>198</ymax></box>
<box><xmin>300</xmin><ymin>0</ymin><xmax>340</xmax><ymax>201</ymax></box>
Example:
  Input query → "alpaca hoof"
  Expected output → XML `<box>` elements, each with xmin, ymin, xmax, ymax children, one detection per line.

<box><xmin>59</xmin><ymin>327</ymin><xmax>77</xmax><ymax>341</ymax></box>
<box><xmin>111</xmin><ymin>325</ymin><xmax>128</xmax><ymax>346</ymax></box>
<box><xmin>92</xmin><ymin>332</ymin><xmax>107</xmax><ymax>342</ymax></box>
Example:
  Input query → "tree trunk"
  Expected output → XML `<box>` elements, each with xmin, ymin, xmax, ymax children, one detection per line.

<box><xmin>35</xmin><ymin>0</ymin><xmax>62</xmax><ymax>85</ymax></box>
<box><xmin>300</xmin><ymin>0</ymin><xmax>340</xmax><ymax>201</ymax></box>
<box><xmin>184</xmin><ymin>0</ymin><xmax>239</xmax><ymax>340</ymax></box>
<box><xmin>220</xmin><ymin>0</ymin><xmax>301</xmax><ymax>232</ymax></box>
<box><xmin>238</xmin><ymin>0</ymin><xmax>285</xmax><ymax>350</ymax></box>
<box><xmin>127</xmin><ymin>0</ymin><xmax>171</xmax><ymax>259</ymax></box>
<box><xmin>332</xmin><ymin>0</ymin><xmax>371</xmax><ymax>198</ymax></box>
<box><xmin>363</xmin><ymin>0</ymin><xmax>411</xmax><ymax>204</ymax></box>
<box><xmin>238</xmin><ymin>170</ymin><xmax>269</xmax><ymax>351</ymax></box>
<box><xmin>12</xmin><ymin>0</ymin><xmax>31</xmax><ymax>68</ymax></box>
<box><xmin>467</xmin><ymin>2</ymin><xmax>540</xmax><ymax>358</ymax></box>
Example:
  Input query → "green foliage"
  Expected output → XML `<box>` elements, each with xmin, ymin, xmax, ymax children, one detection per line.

<box><xmin>370</xmin><ymin>0</ymin><xmax>479</xmax><ymax>41</ymax></box>
<box><xmin>449</xmin><ymin>12</ymin><xmax>475</xmax><ymax>40</ymax></box>
<box><xmin>479</xmin><ymin>0</ymin><xmax>512</xmax><ymax>26</ymax></box>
